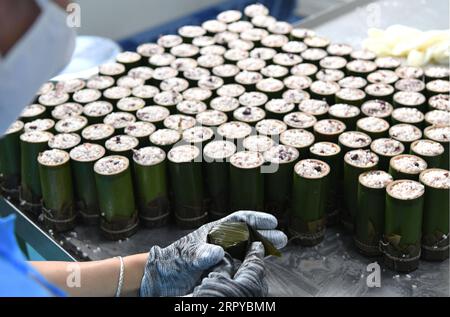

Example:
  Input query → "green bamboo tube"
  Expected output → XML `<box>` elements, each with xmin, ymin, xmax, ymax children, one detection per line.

<box><xmin>382</xmin><ymin>180</ymin><xmax>424</xmax><ymax>272</ymax></box>
<box><xmin>217</xmin><ymin>121</ymin><xmax>252</xmax><ymax>147</ymax></box>
<box><xmin>19</xmin><ymin>131</ymin><xmax>53</xmax><ymax>214</ymax></box>
<box><xmin>427</xmin><ymin>94</ymin><xmax>450</xmax><ymax>112</ymax></box>
<box><xmin>103</xmin><ymin>112</ymin><xmax>136</xmax><ymax>135</ymax></box>
<box><xmin>163</xmin><ymin>114</ymin><xmax>197</xmax><ymax>133</ymax></box>
<box><xmin>48</xmin><ymin>133</ymin><xmax>81</xmax><ymax>152</ymax></box>
<box><xmin>229</xmin><ymin>151</ymin><xmax>265</xmax><ymax>212</ymax></box>
<box><xmin>105</xmin><ymin>135</ymin><xmax>139</xmax><ymax>162</ymax></box>
<box><xmin>116</xmin><ymin>51</ymin><xmax>143</xmax><ymax>71</ymax></box>
<box><xmin>136</xmin><ymin>106</ymin><xmax>171</xmax><ymax>130</ymax></box>
<box><xmin>425</xmin><ymin>109</ymin><xmax>450</xmax><ymax>127</ymax></box>
<box><xmin>356</xmin><ymin>117</ymin><xmax>390</xmax><ymax>140</ymax></box>
<box><xmin>242</xmin><ymin>135</ymin><xmax>275</xmax><ymax>153</ymax></box>
<box><xmin>124</xmin><ymin>121</ymin><xmax>156</xmax><ymax>147</ymax></box>
<box><xmin>393</xmin><ymin>91</ymin><xmax>427</xmax><ymax>113</ymax></box>
<box><xmin>370</xmin><ymin>138</ymin><xmax>405</xmax><ymax>172</ymax></box>
<box><xmin>195</xmin><ymin>110</ymin><xmax>228</xmax><ymax>128</ymax></box>
<box><xmin>313</xmin><ymin>119</ymin><xmax>347</xmax><ymax>144</ymax></box>
<box><xmin>361</xmin><ymin>99</ymin><xmax>394</xmax><ymax>120</ymax></box>
<box><xmin>345</xmin><ymin>60</ymin><xmax>377</xmax><ymax>78</ymax></box>
<box><xmin>342</xmin><ymin>149</ymin><xmax>379</xmax><ymax>232</ymax></box>
<box><xmin>309</xmin><ymin>80</ymin><xmax>340</xmax><ymax>105</ymax></box>
<box><xmin>24</xmin><ymin>119</ymin><xmax>55</xmax><ymax>134</ymax></box>
<box><xmin>38</xmin><ymin>91</ymin><xmax>70</xmax><ymax>116</ymax></box>
<box><xmin>419</xmin><ymin>169</ymin><xmax>449</xmax><ymax>261</ymax></box>
<box><xmin>264</xmin><ymin>99</ymin><xmax>296</xmax><ymax>121</ymax></box>
<box><xmin>149</xmin><ymin>129</ymin><xmax>181</xmax><ymax>154</ymax></box>
<box><xmin>98</xmin><ymin>62</ymin><xmax>127</xmax><ymax>81</ymax></box>
<box><xmin>364</xmin><ymin>84</ymin><xmax>395</xmax><ymax>103</ymax></box>
<box><xmin>280</xmin><ymin>129</ymin><xmax>315</xmax><ymax>159</ymax></box>
<box><xmin>168</xmin><ymin>145</ymin><xmax>206</xmax><ymax>229</ymax></box>
<box><xmin>203</xmin><ymin>141</ymin><xmax>236</xmax><ymax>220</ymax></box>
<box><xmin>69</xmin><ymin>143</ymin><xmax>105</xmax><ymax>225</ymax></box>
<box><xmin>81</xmin><ymin>123</ymin><xmax>115</xmax><ymax>146</ymax></box>
<box><xmin>424</xmin><ymin>66</ymin><xmax>449</xmax><ymax>83</ymax></box>
<box><xmin>256</xmin><ymin>78</ymin><xmax>285</xmax><ymax>99</ymax></box>
<box><xmin>182</xmin><ymin>126</ymin><xmax>214</xmax><ymax>149</ymax></box>
<box><xmin>255</xmin><ymin>119</ymin><xmax>288</xmax><ymax>138</ymax></box>
<box><xmin>328</xmin><ymin>104</ymin><xmax>361</xmax><ymax>131</ymax></box>
<box><xmin>116</xmin><ymin>97</ymin><xmax>146</xmax><ymax>115</ymax></box>
<box><xmin>309</xmin><ymin>142</ymin><xmax>342</xmax><ymax>226</ymax></box>
<box><xmin>55</xmin><ymin>116</ymin><xmax>88</xmax><ymax>135</ymax></box>
<box><xmin>300</xmin><ymin>48</ymin><xmax>328</xmax><ymax>67</ymax></box>
<box><xmin>338</xmin><ymin>131</ymin><xmax>372</xmax><ymax>156</ymax></box>
<box><xmin>410</xmin><ymin>139</ymin><xmax>445</xmax><ymax>168</ymax></box>
<box><xmin>334</xmin><ymin>88</ymin><xmax>366</xmax><ymax>107</ymax></box>
<box><xmin>424</xmin><ymin>125</ymin><xmax>450</xmax><ymax>170</ymax></box>
<box><xmin>0</xmin><ymin>121</ymin><xmax>24</xmax><ymax>200</ymax></box>
<box><xmin>103</xmin><ymin>87</ymin><xmax>132</xmax><ymax>109</ymax></box>
<box><xmin>94</xmin><ymin>155</ymin><xmax>138</xmax><ymax>240</ymax></box>
<box><xmin>38</xmin><ymin>149</ymin><xmax>76</xmax><ymax>232</ymax></box>
<box><xmin>389</xmin><ymin>123</ymin><xmax>423</xmax><ymax>152</ymax></box>
<box><xmin>83</xmin><ymin>101</ymin><xmax>114</xmax><ymax>125</ymax></box>
<box><xmin>389</xmin><ymin>154</ymin><xmax>427</xmax><ymax>181</ymax></box>
<box><xmin>233</xmin><ymin>107</ymin><xmax>266</xmax><ymax>126</ymax></box>
<box><xmin>263</xmin><ymin>145</ymin><xmax>299</xmax><ymax>229</ymax></box>
<box><xmin>51</xmin><ymin>103</ymin><xmax>84</xmax><ymax>122</ymax></box>
<box><xmin>210</xmin><ymin>96</ymin><xmax>241</xmax><ymax>121</ymax></box>
<box><xmin>133</xmin><ymin>147</ymin><xmax>170</xmax><ymax>228</ymax></box>
<box><xmin>153</xmin><ymin>91</ymin><xmax>183</xmax><ymax>114</ymax></box>
<box><xmin>289</xmin><ymin>159</ymin><xmax>330</xmax><ymax>246</ymax></box>
<box><xmin>355</xmin><ymin>170</ymin><xmax>393</xmax><ymax>256</ymax></box>
<box><xmin>19</xmin><ymin>104</ymin><xmax>47</xmax><ymax>123</ymax></box>
<box><xmin>283</xmin><ymin>111</ymin><xmax>317</xmax><ymax>132</ymax></box>
<box><xmin>131</xmin><ymin>85</ymin><xmax>160</xmax><ymax>105</ymax></box>
<box><xmin>425</xmin><ymin>80</ymin><xmax>450</xmax><ymax>98</ymax></box>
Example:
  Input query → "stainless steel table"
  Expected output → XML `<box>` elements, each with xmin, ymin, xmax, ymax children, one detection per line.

<box><xmin>1</xmin><ymin>0</ymin><xmax>449</xmax><ymax>297</ymax></box>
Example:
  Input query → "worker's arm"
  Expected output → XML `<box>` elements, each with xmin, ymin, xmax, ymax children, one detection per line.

<box><xmin>30</xmin><ymin>253</ymin><xmax>148</xmax><ymax>297</ymax></box>
<box><xmin>0</xmin><ymin>0</ymin><xmax>69</xmax><ymax>55</ymax></box>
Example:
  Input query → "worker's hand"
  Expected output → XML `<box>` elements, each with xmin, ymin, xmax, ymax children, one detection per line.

<box><xmin>139</xmin><ymin>211</ymin><xmax>287</xmax><ymax>297</ymax></box>
<box><xmin>192</xmin><ymin>242</ymin><xmax>268</xmax><ymax>297</ymax></box>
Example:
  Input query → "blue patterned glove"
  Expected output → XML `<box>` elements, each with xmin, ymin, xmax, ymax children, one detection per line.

<box><xmin>140</xmin><ymin>210</ymin><xmax>287</xmax><ymax>297</ymax></box>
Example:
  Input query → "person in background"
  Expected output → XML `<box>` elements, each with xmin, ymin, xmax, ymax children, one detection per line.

<box><xmin>0</xmin><ymin>0</ymin><xmax>288</xmax><ymax>297</ymax></box>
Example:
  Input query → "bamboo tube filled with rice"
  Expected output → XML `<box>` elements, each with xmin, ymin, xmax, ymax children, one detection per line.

<box><xmin>370</xmin><ymin>138</ymin><xmax>405</xmax><ymax>172</ymax></box>
<box><xmin>313</xmin><ymin>119</ymin><xmax>346</xmax><ymax>144</ymax></box>
<box><xmin>424</xmin><ymin>125</ymin><xmax>450</xmax><ymax>170</ymax></box>
<box><xmin>94</xmin><ymin>155</ymin><xmax>138</xmax><ymax>240</ymax></box>
<box><xmin>382</xmin><ymin>179</ymin><xmax>424</xmax><ymax>273</ymax></box>
<box><xmin>410</xmin><ymin>139</ymin><xmax>445</xmax><ymax>169</ymax></box>
<box><xmin>203</xmin><ymin>140</ymin><xmax>236</xmax><ymax>220</ymax></box>
<box><xmin>356</xmin><ymin>117</ymin><xmax>390</xmax><ymax>140</ymax></box>
<box><xmin>20</xmin><ymin>131</ymin><xmax>53</xmax><ymax>214</ymax></box>
<box><xmin>328</xmin><ymin>103</ymin><xmax>360</xmax><ymax>131</ymax></box>
<box><xmin>355</xmin><ymin>170</ymin><xmax>393</xmax><ymax>256</ymax></box>
<box><xmin>70</xmin><ymin>143</ymin><xmax>105</xmax><ymax>225</ymax></box>
<box><xmin>105</xmin><ymin>135</ymin><xmax>139</xmax><ymax>162</ymax></box>
<box><xmin>38</xmin><ymin>149</ymin><xmax>76</xmax><ymax>232</ymax></box>
<box><xmin>136</xmin><ymin>106</ymin><xmax>170</xmax><ymax>130</ymax></box>
<box><xmin>0</xmin><ymin>121</ymin><xmax>24</xmax><ymax>200</ymax></box>
<box><xmin>309</xmin><ymin>142</ymin><xmax>342</xmax><ymax>226</ymax></box>
<box><xmin>289</xmin><ymin>159</ymin><xmax>330</xmax><ymax>246</ymax></box>
<box><xmin>389</xmin><ymin>154</ymin><xmax>427</xmax><ymax>181</ymax></box>
<box><xmin>263</xmin><ymin>144</ymin><xmax>299</xmax><ymax>229</ymax></box>
<box><xmin>229</xmin><ymin>151</ymin><xmax>265</xmax><ymax>212</ymax></box>
<box><xmin>419</xmin><ymin>169</ymin><xmax>450</xmax><ymax>261</ymax></box>
<box><xmin>48</xmin><ymin>133</ymin><xmax>81</xmax><ymax>152</ymax></box>
<box><xmin>133</xmin><ymin>147</ymin><xmax>170</xmax><ymax>228</ymax></box>
<box><xmin>81</xmin><ymin>123</ymin><xmax>115</xmax><ymax>146</ymax></box>
<box><xmin>167</xmin><ymin>145</ymin><xmax>207</xmax><ymax>228</ymax></box>
<box><xmin>280</xmin><ymin>129</ymin><xmax>315</xmax><ymax>159</ymax></box>
<box><xmin>124</xmin><ymin>121</ymin><xmax>156</xmax><ymax>147</ymax></box>
<box><xmin>342</xmin><ymin>149</ymin><xmax>379</xmax><ymax>231</ymax></box>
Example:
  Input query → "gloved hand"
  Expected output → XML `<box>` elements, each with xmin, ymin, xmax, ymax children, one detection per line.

<box><xmin>192</xmin><ymin>242</ymin><xmax>268</xmax><ymax>297</ymax></box>
<box><xmin>140</xmin><ymin>210</ymin><xmax>287</xmax><ymax>297</ymax></box>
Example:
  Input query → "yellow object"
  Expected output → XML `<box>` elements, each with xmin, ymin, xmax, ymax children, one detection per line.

<box><xmin>363</xmin><ymin>25</ymin><xmax>450</xmax><ymax>66</ymax></box>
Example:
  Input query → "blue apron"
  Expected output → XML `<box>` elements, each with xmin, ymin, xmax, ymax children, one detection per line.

<box><xmin>0</xmin><ymin>215</ymin><xmax>66</xmax><ymax>297</ymax></box>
